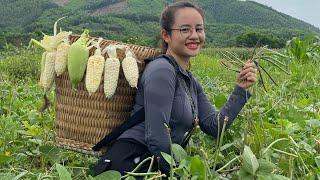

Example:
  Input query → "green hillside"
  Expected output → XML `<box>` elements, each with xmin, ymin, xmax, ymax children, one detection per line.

<box><xmin>0</xmin><ymin>0</ymin><xmax>319</xmax><ymax>48</ymax></box>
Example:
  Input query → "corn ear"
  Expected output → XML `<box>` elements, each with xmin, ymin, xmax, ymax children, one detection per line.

<box><xmin>122</xmin><ymin>56</ymin><xmax>139</xmax><ymax>88</ymax></box>
<box><xmin>55</xmin><ymin>42</ymin><xmax>70</xmax><ymax>76</ymax></box>
<box><xmin>104</xmin><ymin>57</ymin><xmax>120</xmax><ymax>98</ymax></box>
<box><xmin>85</xmin><ymin>54</ymin><xmax>105</xmax><ymax>95</ymax></box>
<box><xmin>41</xmin><ymin>51</ymin><xmax>56</xmax><ymax>92</ymax></box>
<box><xmin>39</xmin><ymin>51</ymin><xmax>47</xmax><ymax>86</ymax></box>
<box><xmin>67</xmin><ymin>30</ymin><xmax>90</xmax><ymax>89</ymax></box>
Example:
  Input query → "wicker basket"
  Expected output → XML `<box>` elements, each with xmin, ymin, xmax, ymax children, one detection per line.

<box><xmin>55</xmin><ymin>35</ymin><xmax>161</xmax><ymax>155</ymax></box>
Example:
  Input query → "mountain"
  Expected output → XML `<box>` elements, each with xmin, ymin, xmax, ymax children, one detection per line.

<box><xmin>0</xmin><ymin>0</ymin><xmax>319</xmax><ymax>48</ymax></box>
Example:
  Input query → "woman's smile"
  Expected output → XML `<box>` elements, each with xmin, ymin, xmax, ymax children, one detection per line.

<box><xmin>185</xmin><ymin>42</ymin><xmax>200</xmax><ymax>50</ymax></box>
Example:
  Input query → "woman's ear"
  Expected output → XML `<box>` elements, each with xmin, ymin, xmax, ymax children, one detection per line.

<box><xmin>161</xmin><ymin>29</ymin><xmax>170</xmax><ymax>44</ymax></box>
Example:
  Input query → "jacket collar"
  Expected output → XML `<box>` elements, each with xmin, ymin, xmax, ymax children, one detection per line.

<box><xmin>161</xmin><ymin>54</ymin><xmax>191</xmax><ymax>79</ymax></box>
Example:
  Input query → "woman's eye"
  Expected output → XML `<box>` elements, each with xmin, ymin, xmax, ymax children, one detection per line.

<box><xmin>180</xmin><ymin>27</ymin><xmax>190</xmax><ymax>33</ymax></box>
<box><xmin>196</xmin><ymin>28</ymin><xmax>204</xmax><ymax>32</ymax></box>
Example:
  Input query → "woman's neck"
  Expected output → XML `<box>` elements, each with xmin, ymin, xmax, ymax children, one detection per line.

<box><xmin>166</xmin><ymin>51</ymin><xmax>189</xmax><ymax>71</ymax></box>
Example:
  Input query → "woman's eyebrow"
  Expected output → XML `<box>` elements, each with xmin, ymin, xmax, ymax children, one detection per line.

<box><xmin>178</xmin><ymin>24</ymin><xmax>204</xmax><ymax>27</ymax></box>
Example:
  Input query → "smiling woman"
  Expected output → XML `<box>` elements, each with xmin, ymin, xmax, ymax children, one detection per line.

<box><xmin>93</xmin><ymin>1</ymin><xmax>257</xmax><ymax>177</ymax></box>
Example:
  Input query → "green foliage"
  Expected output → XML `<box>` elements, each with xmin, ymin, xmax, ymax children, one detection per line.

<box><xmin>0</xmin><ymin>0</ymin><xmax>319</xmax><ymax>48</ymax></box>
<box><xmin>0</xmin><ymin>47</ymin><xmax>41</xmax><ymax>81</ymax></box>
<box><xmin>236</xmin><ymin>32</ymin><xmax>285</xmax><ymax>48</ymax></box>
<box><xmin>241</xmin><ymin>145</ymin><xmax>259</xmax><ymax>175</ymax></box>
<box><xmin>94</xmin><ymin>170</ymin><xmax>121</xmax><ymax>180</ymax></box>
<box><xmin>0</xmin><ymin>46</ymin><xmax>319</xmax><ymax>179</ymax></box>
<box><xmin>56</xmin><ymin>163</ymin><xmax>72</xmax><ymax>180</ymax></box>
<box><xmin>286</xmin><ymin>35</ymin><xmax>320</xmax><ymax>63</ymax></box>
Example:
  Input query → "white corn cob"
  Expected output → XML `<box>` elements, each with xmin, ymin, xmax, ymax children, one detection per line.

<box><xmin>104</xmin><ymin>57</ymin><xmax>120</xmax><ymax>98</ymax></box>
<box><xmin>41</xmin><ymin>51</ymin><xmax>56</xmax><ymax>92</ymax></box>
<box><xmin>85</xmin><ymin>50</ymin><xmax>105</xmax><ymax>95</ymax></box>
<box><xmin>122</xmin><ymin>56</ymin><xmax>139</xmax><ymax>88</ymax></box>
<box><xmin>55</xmin><ymin>41</ymin><xmax>70</xmax><ymax>76</ymax></box>
<box><xmin>39</xmin><ymin>51</ymin><xmax>47</xmax><ymax>87</ymax></box>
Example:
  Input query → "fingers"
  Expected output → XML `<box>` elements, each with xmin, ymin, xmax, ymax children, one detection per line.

<box><xmin>238</xmin><ymin>71</ymin><xmax>257</xmax><ymax>81</ymax></box>
<box><xmin>246</xmin><ymin>75</ymin><xmax>257</xmax><ymax>82</ymax></box>
<box><xmin>242</xmin><ymin>61</ymin><xmax>256</xmax><ymax>69</ymax></box>
<box><xmin>237</xmin><ymin>60</ymin><xmax>258</xmax><ymax>89</ymax></box>
<box><xmin>239</xmin><ymin>66</ymin><xmax>257</xmax><ymax>77</ymax></box>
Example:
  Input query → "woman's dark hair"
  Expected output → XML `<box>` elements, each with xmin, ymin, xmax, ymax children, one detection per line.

<box><xmin>160</xmin><ymin>1</ymin><xmax>204</xmax><ymax>53</ymax></box>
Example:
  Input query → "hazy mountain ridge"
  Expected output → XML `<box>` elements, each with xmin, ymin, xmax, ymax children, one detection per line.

<box><xmin>0</xmin><ymin>0</ymin><xmax>319</xmax><ymax>48</ymax></box>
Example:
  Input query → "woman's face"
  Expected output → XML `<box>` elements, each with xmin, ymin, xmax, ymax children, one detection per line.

<box><xmin>164</xmin><ymin>7</ymin><xmax>205</xmax><ymax>58</ymax></box>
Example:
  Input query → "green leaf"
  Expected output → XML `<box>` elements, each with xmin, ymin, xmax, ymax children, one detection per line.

<box><xmin>176</xmin><ymin>159</ymin><xmax>190</xmax><ymax>177</ymax></box>
<box><xmin>214</xmin><ymin>94</ymin><xmax>227</xmax><ymax>109</ymax></box>
<box><xmin>190</xmin><ymin>155</ymin><xmax>206</xmax><ymax>180</ymax></box>
<box><xmin>39</xmin><ymin>145</ymin><xmax>60</xmax><ymax>156</ymax></box>
<box><xmin>270</xmin><ymin>175</ymin><xmax>290</xmax><ymax>180</ymax></box>
<box><xmin>0</xmin><ymin>173</ymin><xmax>15</xmax><ymax>180</ymax></box>
<box><xmin>55</xmin><ymin>163</ymin><xmax>72</xmax><ymax>180</ymax></box>
<box><xmin>238</xmin><ymin>167</ymin><xmax>254</xmax><ymax>180</ymax></box>
<box><xmin>306</xmin><ymin>119</ymin><xmax>320</xmax><ymax>129</ymax></box>
<box><xmin>0</xmin><ymin>154</ymin><xmax>11</xmax><ymax>164</ymax></box>
<box><xmin>124</xmin><ymin>176</ymin><xmax>136</xmax><ymax>180</ymax></box>
<box><xmin>257</xmin><ymin>159</ymin><xmax>277</xmax><ymax>174</ymax></box>
<box><xmin>94</xmin><ymin>170</ymin><xmax>121</xmax><ymax>180</ymax></box>
<box><xmin>161</xmin><ymin>152</ymin><xmax>176</xmax><ymax>166</ymax></box>
<box><xmin>257</xmin><ymin>174</ymin><xmax>289</xmax><ymax>180</ymax></box>
<box><xmin>242</xmin><ymin>145</ymin><xmax>259</xmax><ymax>175</ymax></box>
<box><xmin>40</xmin><ymin>145</ymin><xmax>61</xmax><ymax>163</ymax></box>
<box><xmin>172</xmin><ymin>144</ymin><xmax>187</xmax><ymax>163</ymax></box>
<box><xmin>13</xmin><ymin>171</ymin><xmax>28</xmax><ymax>180</ymax></box>
<box><xmin>191</xmin><ymin>176</ymin><xmax>198</xmax><ymax>180</ymax></box>
<box><xmin>315</xmin><ymin>156</ymin><xmax>320</xmax><ymax>168</ymax></box>
<box><xmin>220</xmin><ymin>142</ymin><xmax>234</xmax><ymax>151</ymax></box>
<box><xmin>257</xmin><ymin>174</ymin><xmax>273</xmax><ymax>180</ymax></box>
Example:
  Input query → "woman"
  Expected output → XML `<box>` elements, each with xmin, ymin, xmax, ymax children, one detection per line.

<box><xmin>94</xmin><ymin>1</ymin><xmax>257</xmax><ymax>176</ymax></box>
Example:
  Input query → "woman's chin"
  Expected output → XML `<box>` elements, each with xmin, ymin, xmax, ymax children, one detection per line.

<box><xmin>185</xmin><ymin>49</ymin><xmax>201</xmax><ymax>57</ymax></box>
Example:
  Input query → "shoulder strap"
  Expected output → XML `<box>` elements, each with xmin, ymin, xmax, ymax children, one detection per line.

<box><xmin>92</xmin><ymin>55</ymin><xmax>179</xmax><ymax>151</ymax></box>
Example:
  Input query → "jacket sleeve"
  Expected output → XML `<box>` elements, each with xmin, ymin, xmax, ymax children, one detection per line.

<box><xmin>196</xmin><ymin>81</ymin><xmax>251</xmax><ymax>138</ymax></box>
<box><xmin>143</xmin><ymin>60</ymin><xmax>176</xmax><ymax>174</ymax></box>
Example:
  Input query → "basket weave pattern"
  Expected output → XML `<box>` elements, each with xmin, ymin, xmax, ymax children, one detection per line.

<box><xmin>55</xmin><ymin>36</ymin><xmax>161</xmax><ymax>154</ymax></box>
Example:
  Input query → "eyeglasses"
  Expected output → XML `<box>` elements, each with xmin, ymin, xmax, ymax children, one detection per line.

<box><xmin>170</xmin><ymin>26</ymin><xmax>205</xmax><ymax>38</ymax></box>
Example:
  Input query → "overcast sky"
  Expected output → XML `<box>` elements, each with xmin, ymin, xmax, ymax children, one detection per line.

<box><xmin>251</xmin><ymin>0</ymin><xmax>320</xmax><ymax>29</ymax></box>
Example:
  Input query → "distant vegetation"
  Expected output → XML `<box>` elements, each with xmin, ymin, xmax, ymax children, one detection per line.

<box><xmin>0</xmin><ymin>0</ymin><xmax>319</xmax><ymax>49</ymax></box>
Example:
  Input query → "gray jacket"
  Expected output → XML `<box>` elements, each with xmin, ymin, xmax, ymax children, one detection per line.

<box><xmin>119</xmin><ymin>55</ymin><xmax>250</xmax><ymax>171</ymax></box>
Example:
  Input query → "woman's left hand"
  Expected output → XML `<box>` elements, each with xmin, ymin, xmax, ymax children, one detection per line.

<box><xmin>237</xmin><ymin>60</ymin><xmax>257</xmax><ymax>89</ymax></box>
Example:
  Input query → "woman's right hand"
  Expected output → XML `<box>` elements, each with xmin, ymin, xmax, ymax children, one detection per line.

<box><xmin>237</xmin><ymin>60</ymin><xmax>257</xmax><ymax>90</ymax></box>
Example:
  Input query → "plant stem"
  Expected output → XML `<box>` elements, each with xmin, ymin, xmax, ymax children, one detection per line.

<box><xmin>213</xmin><ymin>116</ymin><xmax>229</xmax><ymax>170</ymax></box>
<box><xmin>262</xmin><ymin>138</ymin><xmax>288</xmax><ymax>155</ymax></box>
<box><xmin>125</xmin><ymin>172</ymin><xmax>159</xmax><ymax>176</ymax></box>
<box><xmin>164</xmin><ymin>123</ymin><xmax>174</xmax><ymax>180</ymax></box>
<box><xmin>122</xmin><ymin>157</ymin><xmax>152</xmax><ymax>179</ymax></box>
<box><xmin>271</xmin><ymin>148</ymin><xmax>298</xmax><ymax>157</ymax></box>
<box><xmin>216</xmin><ymin>156</ymin><xmax>240</xmax><ymax>172</ymax></box>
<box><xmin>147</xmin><ymin>156</ymin><xmax>155</xmax><ymax>173</ymax></box>
<box><xmin>146</xmin><ymin>173</ymin><xmax>167</xmax><ymax>180</ymax></box>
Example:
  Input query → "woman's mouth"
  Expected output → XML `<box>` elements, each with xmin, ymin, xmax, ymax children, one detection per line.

<box><xmin>186</xmin><ymin>42</ymin><xmax>199</xmax><ymax>50</ymax></box>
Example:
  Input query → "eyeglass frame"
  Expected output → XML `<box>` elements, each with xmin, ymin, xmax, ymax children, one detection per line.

<box><xmin>169</xmin><ymin>25</ymin><xmax>205</xmax><ymax>38</ymax></box>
